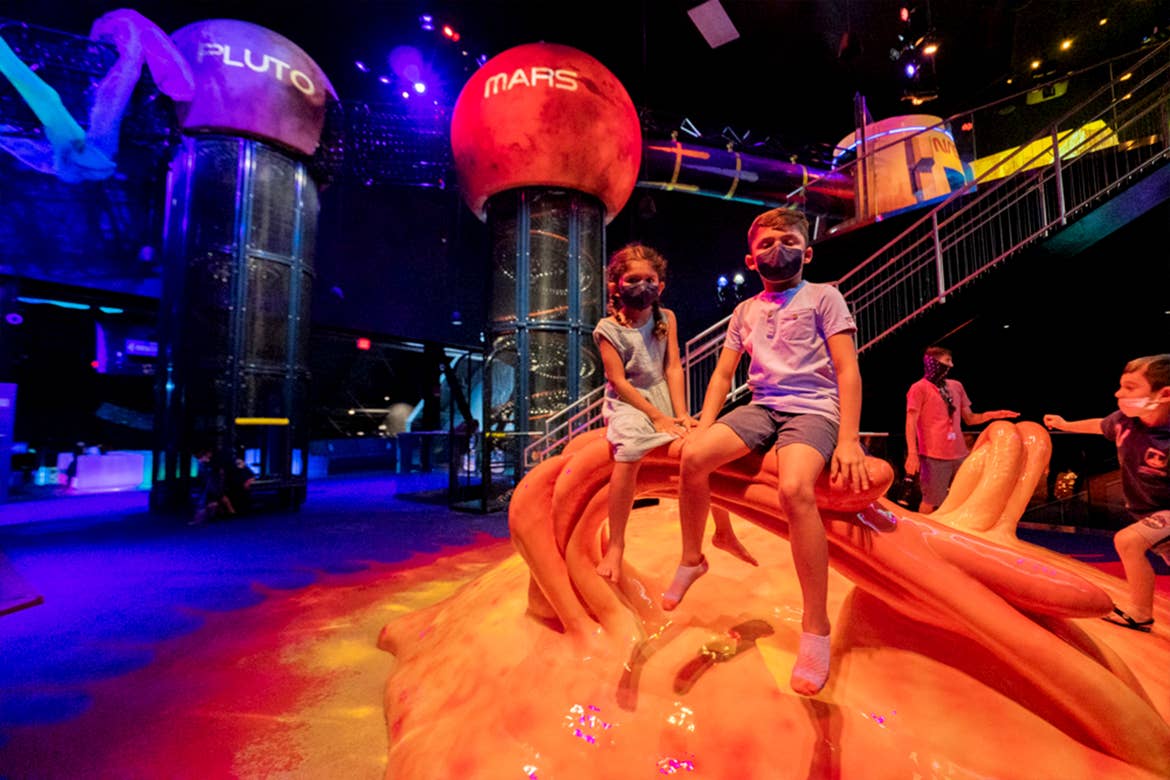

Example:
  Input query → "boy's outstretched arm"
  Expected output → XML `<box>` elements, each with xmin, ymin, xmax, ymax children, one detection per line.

<box><xmin>1043</xmin><ymin>414</ymin><xmax>1104</xmax><ymax>435</ymax></box>
<box><xmin>826</xmin><ymin>332</ymin><xmax>870</xmax><ymax>491</ymax></box>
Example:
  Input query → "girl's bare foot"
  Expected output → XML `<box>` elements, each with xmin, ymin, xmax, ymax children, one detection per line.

<box><xmin>596</xmin><ymin>546</ymin><xmax>624</xmax><ymax>582</ymax></box>
<box><xmin>790</xmin><ymin>631</ymin><xmax>831</xmax><ymax>696</ymax></box>
<box><xmin>662</xmin><ymin>556</ymin><xmax>709</xmax><ymax>610</ymax></box>
<box><xmin>711</xmin><ymin>530</ymin><xmax>759</xmax><ymax>566</ymax></box>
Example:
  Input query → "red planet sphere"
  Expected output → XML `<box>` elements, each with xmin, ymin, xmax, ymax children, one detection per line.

<box><xmin>450</xmin><ymin>42</ymin><xmax>642</xmax><ymax>223</ymax></box>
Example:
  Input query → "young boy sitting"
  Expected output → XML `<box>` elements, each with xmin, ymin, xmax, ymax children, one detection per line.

<box><xmin>663</xmin><ymin>207</ymin><xmax>871</xmax><ymax>696</ymax></box>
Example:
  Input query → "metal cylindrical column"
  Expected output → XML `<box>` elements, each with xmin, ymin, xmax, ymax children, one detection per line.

<box><xmin>150</xmin><ymin>19</ymin><xmax>333</xmax><ymax>512</ymax></box>
<box><xmin>485</xmin><ymin>188</ymin><xmax>605</xmax><ymax>434</ymax></box>
<box><xmin>151</xmin><ymin>135</ymin><xmax>315</xmax><ymax>511</ymax></box>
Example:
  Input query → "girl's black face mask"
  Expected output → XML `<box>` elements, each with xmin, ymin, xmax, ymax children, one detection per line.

<box><xmin>618</xmin><ymin>280</ymin><xmax>659</xmax><ymax>310</ymax></box>
<box><xmin>756</xmin><ymin>243</ymin><xmax>805</xmax><ymax>282</ymax></box>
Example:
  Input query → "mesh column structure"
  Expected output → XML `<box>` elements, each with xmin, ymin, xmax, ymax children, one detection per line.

<box><xmin>150</xmin><ymin>20</ymin><xmax>335</xmax><ymax>511</ymax></box>
<box><xmin>152</xmin><ymin>136</ymin><xmax>317</xmax><ymax>510</ymax></box>
<box><xmin>451</xmin><ymin>43</ymin><xmax>642</xmax><ymax>479</ymax></box>
<box><xmin>485</xmin><ymin>188</ymin><xmax>605</xmax><ymax>445</ymax></box>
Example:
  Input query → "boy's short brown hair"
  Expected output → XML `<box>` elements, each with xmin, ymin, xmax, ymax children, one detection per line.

<box><xmin>925</xmin><ymin>346</ymin><xmax>953</xmax><ymax>361</ymax></box>
<box><xmin>748</xmin><ymin>207</ymin><xmax>810</xmax><ymax>246</ymax></box>
<box><xmin>1125</xmin><ymin>354</ymin><xmax>1170</xmax><ymax>391</ymax></box>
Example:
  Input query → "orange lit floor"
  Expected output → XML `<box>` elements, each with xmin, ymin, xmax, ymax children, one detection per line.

<box><xmin>0</xmin><ymin>477</ymin><xmax>1166</xmax><ymax>778</ymax></box>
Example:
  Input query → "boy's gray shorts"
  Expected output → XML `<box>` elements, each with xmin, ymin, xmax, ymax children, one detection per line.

<box><xmin>716</xmin><ymin>404</ymin><xmax>838</xmax><ymax>463</ymax></box>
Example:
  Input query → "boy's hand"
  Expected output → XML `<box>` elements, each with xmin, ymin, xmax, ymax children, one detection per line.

<box><xmin>830</xmin><ymin>442</ymin><xmax>871</xmax><ymax>492</ymax></box>
<box><xmin>1042</xmin><ymin>414</ymin><xmax>1066</xmax><ymax>430</ymax></box>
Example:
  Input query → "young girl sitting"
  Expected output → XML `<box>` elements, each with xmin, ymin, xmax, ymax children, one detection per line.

<box><xmin>593</xmin><ymin>242</ymin><xmax>757</xmax><ymax>582</ymax></box>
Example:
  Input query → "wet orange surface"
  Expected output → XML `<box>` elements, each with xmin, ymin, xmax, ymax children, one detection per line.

<box><xmin>379</xmin><ymin>423</ymin><xmax>1170</xmax><ymax>779</ymax></box>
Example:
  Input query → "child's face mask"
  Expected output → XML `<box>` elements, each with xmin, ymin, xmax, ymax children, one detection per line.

<box><xmin>755</xmin><ymin>243</ymin><xmax>805</xmax><ymax>282</ymax></box>
<box><xmin>924</xmin><ymin>355</ymin><xmax>951</xmax><ymax>383</ymax></box>
<box><xmin>1118</xmin><ymin>395</ymin><xmax>1164</xmax><ymax>416</ymax></box>
<box><xmin>618</xmin><ymin>280</ymin><xmax>660</xmax><ymax>310</ymax></box>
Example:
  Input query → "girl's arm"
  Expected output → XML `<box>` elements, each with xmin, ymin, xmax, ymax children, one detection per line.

<box><xmin>597</xmin><ymin>334</ymin><xmax>673</xmax><ymax>426</ymax></box>
<box><xmin>663</xmin><ymin>310</ymin><xmax>690</xmax><ymax>420</ymax></box>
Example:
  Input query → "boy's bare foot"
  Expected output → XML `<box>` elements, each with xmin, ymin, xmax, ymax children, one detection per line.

<box><xmin>790</xmin><ymin>631</ymin><xmax>831</xmax><ymax>696</ymax></box>
<box><xmin>596</xmin><ymin>547</ymin><xmax>624</xmax><ymax>582</ymax></box>
<box><xmin>711</xmin><ymin>530</ymin><xmax>759</xmax><ymax>566</ymax></box>
<box><xmin>662</xmin><ymin>556</ymin><xmax>709</xmax><ymax>611</ymax></box>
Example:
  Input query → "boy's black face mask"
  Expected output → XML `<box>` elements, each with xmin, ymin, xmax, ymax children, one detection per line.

<box><xmin>756</xmin><ymin>244</ymin><xmax>805</xmax><ymax>282</ymax></box>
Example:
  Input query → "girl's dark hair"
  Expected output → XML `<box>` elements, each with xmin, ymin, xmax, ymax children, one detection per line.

<box><xmin>606</xmin><ymin>242</ymin><xmax>668</xmax><ymax>339</ymax></box>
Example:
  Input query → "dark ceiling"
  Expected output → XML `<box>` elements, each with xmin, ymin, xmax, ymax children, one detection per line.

<box><xmin>8</xmin><ymin>0</ymin><xmax>1170</xmax><ymax>160</ymax></box>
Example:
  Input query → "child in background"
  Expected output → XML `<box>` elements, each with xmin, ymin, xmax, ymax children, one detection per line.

<box><xmin>1044</xmin><ymin>353</ymin><xmax>1170</xmax><ymax>632</ymax></box>
<box><xmin>594</xmin><ymin>242</ymin><xmax>756</xmax><ymax>583</ymax></box>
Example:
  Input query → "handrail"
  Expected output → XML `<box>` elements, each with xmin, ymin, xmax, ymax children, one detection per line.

<box><xmin>838</xmin><ymin>40</ymin><xmax>1170</xmax><ymax>353</ymax></box>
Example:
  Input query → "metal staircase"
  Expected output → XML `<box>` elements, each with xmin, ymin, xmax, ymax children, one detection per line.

<box><xmin>524</xmin><ymin>40</ymin><xmax>1170</xmax><ymax>469</ymax></box>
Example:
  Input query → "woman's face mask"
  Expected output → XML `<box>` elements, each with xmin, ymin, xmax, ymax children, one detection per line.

<box><xmin>755</xmin><ymin>243</ymin><xmax>806</xmax><ymax>282</ymax></box>
<box><xmin>618</xmin><ymin>280</ymin><xmax>660</xmax><ymax>310</ymax></box>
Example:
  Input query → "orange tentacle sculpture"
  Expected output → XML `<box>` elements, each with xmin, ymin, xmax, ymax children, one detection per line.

<box><xmin>380</xmin><ymin>421</ymin><xmax>1170</xmax><ymax>778</ymax></box>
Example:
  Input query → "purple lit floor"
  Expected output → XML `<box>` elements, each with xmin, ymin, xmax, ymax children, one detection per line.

<box><xmin>0</xmin><ymin>474</ymin><xmax>1164</xmax><ymax>777</ymax></box>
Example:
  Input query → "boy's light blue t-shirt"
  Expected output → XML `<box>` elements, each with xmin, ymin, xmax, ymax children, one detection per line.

<box><xmin>723</xmin><ymin>281</ymin><xmax>856</xmax><ymax>421</ymax></box>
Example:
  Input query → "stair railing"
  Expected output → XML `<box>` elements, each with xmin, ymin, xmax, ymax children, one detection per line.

<box><xmin>838</xmin><ymin>40</ymin><xmax>1170</xmax><ymax>353</ymax></box>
